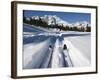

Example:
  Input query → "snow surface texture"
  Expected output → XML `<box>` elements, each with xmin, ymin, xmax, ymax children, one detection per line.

<box><xmin>23</xmin><ymin>24</ymin><xmax>91</xmax><ymax>69</ymax></box>
<box><xmin>64</xmin><ymin>37</ymin><xmax>90</xmax><ymax>67</ymax></box>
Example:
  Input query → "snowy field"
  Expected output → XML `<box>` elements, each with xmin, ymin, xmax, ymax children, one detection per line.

<box><xmin>23</xmin><ymin>24</ymin><xmax>91</xmax><ymax>69</ymax></box>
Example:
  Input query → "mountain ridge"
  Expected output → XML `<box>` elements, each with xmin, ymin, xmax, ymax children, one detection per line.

<box><xmin>25</xmin><ymin>15</ymin><xmax>91</xmax><ymax>28</ymax></box>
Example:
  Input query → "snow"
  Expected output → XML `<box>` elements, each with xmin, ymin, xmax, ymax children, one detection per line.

<box><xmin>63</xmin><ymin>50</ymin><xmax>73</xmax><ymax>67</ymax></box>
<box><xmin>51</xmin><ymin>38</ymin><xmax>70</xmax><ymax>68</ymax></box>
<box><xmin>23</xmin><ymin>24</ymin><xmax>91</xmax><ymax>69</ymax></box>
<box><xmin>63</xmin><ymin>34</ymin><xmax>91</xmax><ymax>67</ymax></box>
<box><xmin>25</xmin><ymin>15</ymin><xmax>91</xmax><ymax>28</ymax></box>
<box><xmin>74</xmin><ymin>21</ymin><xmax>91</xmax><ymax>27</ymax></box>
<box><xmin>23</xmin><ymin>38</ymin><xmax>51</xmax><ymax>69</ymax></box>
<box><xmin>42</xmin><ymin>15</ymin><xmax>69</xmax><ymax>26</ymax></box>
<box><xmin>51</xmin><ymin>39</ymin><xmax>63</xmax><ymax>68</ymax></box>
<box><xmin>65</xmin><ymin>36</ymin><xmax>91</xmax><ymax>60</ymax></box>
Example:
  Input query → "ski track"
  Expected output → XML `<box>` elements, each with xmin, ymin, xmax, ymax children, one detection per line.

<box><xmin>64</xmin><ymin>35</ymin><xmax>91</xmax><ymax>61</ymax></box>
<box><xmin>23</xmin><ymin>24</ymin><xmax>91</xmax><ymax>69</ymax></box>
<box><xmin>63</xmin><ymin>39</ymin><xmax>90</xmax><ymax>67</ymax></box>
<box><xmin>23</xmin><ymin>38</ymin><xmax>51</xmax><ymax>69</ymax></box>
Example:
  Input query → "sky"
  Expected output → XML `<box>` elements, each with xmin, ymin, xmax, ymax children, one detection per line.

<box><xmin>23</xmin><ymin>10</ymin><xmax>91</xmax><ymax>24</ymax></box>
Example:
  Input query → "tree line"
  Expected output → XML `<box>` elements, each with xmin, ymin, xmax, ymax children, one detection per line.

<box><xmin>23</xmin><ymin>16</ymin><xmax>91</xmax><ymax>32</ymax></box>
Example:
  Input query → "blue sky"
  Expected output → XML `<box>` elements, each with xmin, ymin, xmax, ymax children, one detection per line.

<box><xmin>23</xmin><ymin>10</ymin><xmax>91</xmax><ymax>24</ymax></box>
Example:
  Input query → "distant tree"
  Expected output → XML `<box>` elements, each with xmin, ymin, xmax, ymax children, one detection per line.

<box><xmin>23</xmin><ymin>16</ymin><xmax>26</xmax><ymax>23</ymax></box>
<box><xmin>86</xmin><ymin>24</ymin><xmax>91</xmax><ymax>32</ymax></box>
<box><xmin>66</xmin><ymin>26</ymin><xmax>69</xmax><ymax>31</ymax></box>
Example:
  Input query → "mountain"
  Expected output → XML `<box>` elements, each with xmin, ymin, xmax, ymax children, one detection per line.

<box><xmin>25</xmin><ymin>15</ymin><xmax>91</xmax><ymax>28</ymax></box>
<box><xmin>74</xmin><ymin>21</ymin><xmax>91</xmax><ymax>28</ymax></box>
<box><xmin>42</xmin><ymin>15</ymin><xmax>69</xmax><ymax>27</ymax></box>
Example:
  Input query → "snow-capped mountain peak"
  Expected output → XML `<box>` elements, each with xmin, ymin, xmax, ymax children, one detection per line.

<box><xmin>42</xmin><ymin>15</ymin><xmax>69</xmax><ymax>26</ymax></box>
<box><xmin>25</xmin><ymin>15</ymin><xmax>91</xmax><ymax>28</ymax></box>
<box><xmin>74</xmin><ymin>21</ymin><xmax>90</xmax><ymax>28</ymax></box>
